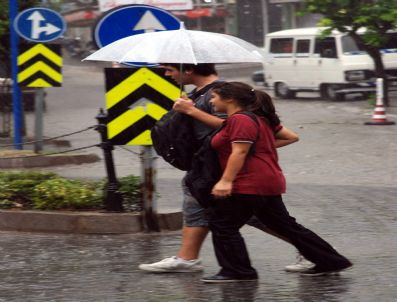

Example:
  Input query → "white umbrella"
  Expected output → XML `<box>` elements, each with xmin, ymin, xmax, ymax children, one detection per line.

<box><xmin>83</xmin><ymin>23</ymin><xmax>263</xmax><ymax>64</ymax></box>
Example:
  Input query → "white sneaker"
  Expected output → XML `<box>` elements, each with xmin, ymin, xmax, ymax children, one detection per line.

<box><xmin>284</xmin><ymin>254</ymin><xmax>315</xmax><ymax>272</ymax></box>
<box><xmin>138</xmin><ymin>256</ymin><xmax>204</xmax><ymax>273</ymax></box>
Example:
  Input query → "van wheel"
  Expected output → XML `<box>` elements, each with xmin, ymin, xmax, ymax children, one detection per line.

<box><xmin>322</xmin><ymin>84</ymin><xmax>345</xmax><ymax>101</ymax></box>
<box><xmin>275</xmin><ymin>82</ymin><xmax>296</xmax><ymax>99</ymax></box>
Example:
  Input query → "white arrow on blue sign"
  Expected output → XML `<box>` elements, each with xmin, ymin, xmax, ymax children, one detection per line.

<box><xmin>94</xmin><ymin>4</ymin><xmax>180</xmax><ymax>49</ymax></box>
<box><xmin>14</xmin><ymin>7</ymin><xmax>66</xmax><ymax>43</ymax></box>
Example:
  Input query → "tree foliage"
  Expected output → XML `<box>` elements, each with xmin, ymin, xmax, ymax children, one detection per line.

<box><xmin>304</xmin><ymin>0</ymin><xmax>397</xmax><ymax>47</ymax></box>
<box><xmin>302</xmin><ymin>0</ymin><xmax>397</xmax><ymax>104</ymax></box>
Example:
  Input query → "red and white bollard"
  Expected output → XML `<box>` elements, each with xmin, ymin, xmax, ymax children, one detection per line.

<box><xmin>365</xmin><ymin>78</ymin><xmax>395</xmax><ymax>125</ymax></box>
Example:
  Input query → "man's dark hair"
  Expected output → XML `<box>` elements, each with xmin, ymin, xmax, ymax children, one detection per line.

<box><xmin>161</xmin><ymin>63</ymin><xmax>217</xmax><ymax>76</ymax></box>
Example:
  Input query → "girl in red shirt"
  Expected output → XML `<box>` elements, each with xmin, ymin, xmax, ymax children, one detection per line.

<box><xmin>201</xmin><ymin>82</ymin><xmax>352</xmax><ymax>283</ymax></box>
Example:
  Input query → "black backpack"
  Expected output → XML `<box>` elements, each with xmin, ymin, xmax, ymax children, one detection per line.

<box><xmin>185</xmin><ymin>112</ymin><xmax>259</xmax><ymax>208</ymax></box>
<box><xmin>151</xmin><ymin>82</ymin><xmax>221</xmax><ymax>171</ymax></box>
<box><xmin>151</xmin><ymin>110</ymin><xmax>198</xmax><ymax>171</ymax></box>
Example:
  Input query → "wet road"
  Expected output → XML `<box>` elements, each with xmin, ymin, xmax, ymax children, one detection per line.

<box><xmin>1</xmin><ymin>183</ymin><xmax>396</xmax><ymax>302</ymax></box>
<box><xmin>3</xmin><ymin>63</ymin><xmax>397</xmax><ymax>301</ymax></box>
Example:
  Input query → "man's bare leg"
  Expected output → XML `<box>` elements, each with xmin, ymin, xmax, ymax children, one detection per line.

<box><xmin>177</xmin><ymin>226</ymin><xmax>209</xmax><ymax>260</ymax></box>
<box><xmin>138</xmin><ymin>226</ymin><xmax>208</xmax><ymax>272</ymax></box>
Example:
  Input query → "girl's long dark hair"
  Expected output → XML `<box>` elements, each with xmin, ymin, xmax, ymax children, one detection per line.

<box><xmin>212</xmin><ymin>82</ymin><xmax>280</xmax><ymax>127</ymax></box>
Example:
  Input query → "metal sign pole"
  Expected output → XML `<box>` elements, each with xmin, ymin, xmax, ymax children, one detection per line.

<box><xmin>14</xmin><ymin>8</ymin><xmax>66</xmax><ymax>151</ymax></box>
<box><xmin>141</xmin><ymin>146</ymin><xmax>160</xmax><ymax>232</ymax></box>
<box><xmin>95</xmin><ymin>109</ymin><xmax>124</xmax><ymax>212</ymax></box>
<box><xmin>9</xmin><ymin>0</ymin><xmax>23</xmax><ymax>150</ymax></box>
<box><xmin>34</xmin><ymin>88</ymin><xmax>45</xmax><ymax>152</ymax></box>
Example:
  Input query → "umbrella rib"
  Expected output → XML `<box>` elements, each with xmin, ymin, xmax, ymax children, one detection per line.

<box><xmin>182</xmin><ymin>30</ymin><xmax>197</xmax><ymax>65</ymax></box>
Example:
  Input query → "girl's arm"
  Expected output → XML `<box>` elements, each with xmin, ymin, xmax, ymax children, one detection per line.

<box><xmin>211</xmin><ymin>142</ymin><xmax>251</xmax><ymax>198</ymax></box>
<box><xmin>275</xmin><ymin>126</ymin><xmax>299</xmax><ymax>148</ymax></box>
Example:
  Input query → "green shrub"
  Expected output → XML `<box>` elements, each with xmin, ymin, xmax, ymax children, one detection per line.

<box><xmin>0</xmin><ymin>171</ymin><xmax>58</xmax><ymax>208</ymax></box>
<box><xmin>0</xmin><ymin>171</ymin><xmax>143</xmax><ymax>212</ymax></box>
<box><xmin>0</xmin><ymin>199</ymin><xmax>13</xmax><ymax>209</ymax></box>
<box><xmin>0</xmin><ymin>171</ymin><xmax>57</xmax><ymax>182</ymax></box>
<box><xmin>0</xmin><ymin>180</ymin><xmax>13</xmax><ymax>201</ymax></box>
<box><xmin>0</xmin><ymin>171</ymin><xmax>101</xmax><ymax>210</ymax></box>
<box><xmin>32</xmin><ymin>178</ymin><xmax>102</xmax><ymax>210</ymax></box>
<box><xmin>118</xmin><ymin>175</ymin><xmax>142</xmax><ymax>212</ymax></box>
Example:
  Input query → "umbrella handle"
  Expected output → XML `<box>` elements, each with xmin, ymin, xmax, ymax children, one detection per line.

<box><xmin>179</xmin><ymin>63</ymin><xmax>184</xmax><ymax>97</ymax></box>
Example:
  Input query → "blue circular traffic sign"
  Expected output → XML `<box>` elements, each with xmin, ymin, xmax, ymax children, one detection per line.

<box><xmin>14</xmin><ymin>7</ymin><xmax>66</xmax><ymax>42</ymax></box>
<box><xmin>94</xmin><ymin>4</ymin><xmax>181</xmax><ymax>49</ymax></box>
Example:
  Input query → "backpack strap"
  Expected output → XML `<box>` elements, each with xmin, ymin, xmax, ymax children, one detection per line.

<box><xmin>189</xmin><ymin>80</ymin><xmax>224</xmax><ymax>101</ymax></box>
<box><xmin>234</xmin><ymin>111</ymin><xmax>260</xmax><ymax>155</ymax></box>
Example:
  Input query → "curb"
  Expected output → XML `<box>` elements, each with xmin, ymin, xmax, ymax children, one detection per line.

<box><xmin>0</xmin><ymin>153</ymin><xmax>100</xmax><ymax>168</ymax></box>
<box><xmin>0</xmin><ymin>137</ymin><xmax>71</xmax><ymax>148</ymax></box>
<box><xmin>0</xmin><ymin>210</ymin><xmax>182</xmax><ymax>234</ymax></box>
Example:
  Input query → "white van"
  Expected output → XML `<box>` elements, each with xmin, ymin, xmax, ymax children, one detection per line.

<box><xmin>263</xmin><ymin>27</ymin><xmax>397</xmax><ymax>100</ymax></box>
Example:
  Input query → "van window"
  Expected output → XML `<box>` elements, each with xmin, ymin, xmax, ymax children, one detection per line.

<box><xmin>296</xmin><ymin>39</ymin><xmax>310</xmax><ymax>56</ymax></box>
<box><xmin>384</xmin><ymin>33</ymin><xmax>397</xmax><ymax>49</ymax></box>
<box><xmin>270</xmin><ymin>38</ymin><xmax>293</xmax><ymax>55</ymax></box>
<box><xmin>342</xmin><ymin>33</ymin><xmax>397</xmax><ymax>55</ymax></box>
<box><xmin>342</xmin><ymin>35</ymin><xmax>366</xmax><ymax>54</ymax></box>
<box><xmin>315</xmin><ymin>37</ymin><xmax>337</xmax><ymax>58</ymax></box>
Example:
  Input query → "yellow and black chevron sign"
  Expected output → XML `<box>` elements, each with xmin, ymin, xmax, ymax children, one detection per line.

<box><xmin>18</xmin><ymin>43</ymin><xmax>62</xmax><ymax>87</ymax></box>
<box><xmin>105</xmin><ymin>67</ymin><xmax>180</xmax><ymax>145</ymax></box>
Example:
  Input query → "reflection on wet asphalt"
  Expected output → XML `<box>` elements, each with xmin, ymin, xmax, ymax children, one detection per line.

<box><xmin>1</xmin><ymin>184</ymin><xmax>397</xmax><ymax>301</ymax></box>
<box><xmin>0</xmin><ymin>233</ymin><xmax>344</xmax><ymax>302</ymax></box>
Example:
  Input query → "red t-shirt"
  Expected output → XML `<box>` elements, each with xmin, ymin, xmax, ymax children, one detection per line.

<box><xmin>211</xmin><ymin>113</ymin><xmax>286</xmax><ymax>196</ymax></box>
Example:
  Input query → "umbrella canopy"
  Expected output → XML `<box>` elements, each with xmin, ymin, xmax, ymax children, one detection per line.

<box><xmin>83</xmin><ymin>24</ymin><xmax>263</xmax><ymax>64</ymax></box>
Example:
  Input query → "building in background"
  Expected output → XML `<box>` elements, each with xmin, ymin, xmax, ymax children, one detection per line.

<box><xmin>59</xmin><ymin>0</ymin><xmax>237</xmax><ymax>59</ymax></box>
<box><xmin>95</xmin><ymin>0</ymin><xmax>233</xmax><ymax>34</ymax></box>
<box><xmin>59</xmin><ymin>0</ymin><xmax>322</xmax><ymax>57</ymax></box>
<box><xmin>235</xmin><ymin>0</ymin><xmax>322</xmax><ymax>47</ymax></box>
<box><xmin>267</xmin><ymin>0</ymin><xmax>322</xmax><ymax>32</ymax></box>
<box><xmin>173</xmin><ymin>0</ymin><xmax>233</xmax><ymax>34</ymax></box>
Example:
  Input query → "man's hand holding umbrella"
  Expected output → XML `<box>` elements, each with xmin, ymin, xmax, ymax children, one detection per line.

<box><xmin>173</xmin><ymin>97</ymin><xmax>195</xmax><ymax>114</ymax></box>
